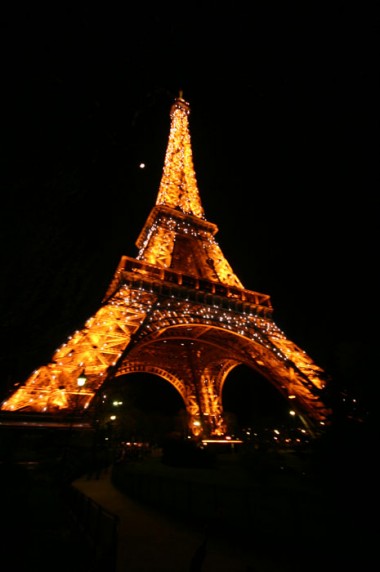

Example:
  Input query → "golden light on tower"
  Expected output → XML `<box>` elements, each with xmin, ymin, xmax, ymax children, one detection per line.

<box><xmin>1</xmin><ymin>93</ymin><xmax>332</xmax><ymax>439</ymax></box>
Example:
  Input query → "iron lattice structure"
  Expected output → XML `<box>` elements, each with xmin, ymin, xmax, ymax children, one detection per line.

<box><xmin>1</xmin><ymin>95</ymin><xmax>332</xmax><ymax>438</ymax></box>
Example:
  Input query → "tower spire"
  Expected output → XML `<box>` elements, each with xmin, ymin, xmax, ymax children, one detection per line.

<box><xmin>155</xmin><ymin>93</ymin><xmax>205</xmax><ymax>219</ymax></box>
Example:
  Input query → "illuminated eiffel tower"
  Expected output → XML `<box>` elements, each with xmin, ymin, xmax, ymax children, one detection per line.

<box><xmin>1</xmin><ymin>93</ymin><xmax>332</xmax><ymax>438</ymax></box>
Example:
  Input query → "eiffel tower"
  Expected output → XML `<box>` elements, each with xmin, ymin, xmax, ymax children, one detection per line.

<box><xmin>1</xmin><ymin>93</ymin><xmax>332</xmax><ymax>438</ymax></box>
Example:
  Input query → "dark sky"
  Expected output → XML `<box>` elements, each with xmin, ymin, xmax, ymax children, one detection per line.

<box><xmin>1</xmin><ymin>4</ymin><xmax>378</xmax><ymax>410</ymax></box>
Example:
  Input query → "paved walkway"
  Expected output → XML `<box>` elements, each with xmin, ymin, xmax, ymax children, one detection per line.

<box><xmin>72</xmin><ymin>470</ymin><xmax>281</xmax><ymax>572</ymax></box>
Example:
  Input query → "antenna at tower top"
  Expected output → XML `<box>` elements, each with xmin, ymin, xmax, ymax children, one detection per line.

<box><xmin>171</xmin><ymin>91</ymin><xmax>190</xmax><ymax>116</ymax></box>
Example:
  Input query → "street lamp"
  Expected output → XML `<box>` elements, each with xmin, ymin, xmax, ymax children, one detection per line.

<box><xmin>76</xmin><ymin>370</ymin><xmax>87</xmax><ymax>409</ymax></box>
<box><xmin>62</xmin><ymin>370</ymin><xmax>87</xmax><ymax>478</ymax></box>
<box><xmin>77</xmin><ymin>370</ymin><xmax>87</xmax><ymax>389</ymax></box>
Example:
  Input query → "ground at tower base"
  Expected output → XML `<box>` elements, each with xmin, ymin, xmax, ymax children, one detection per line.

<box><xmin>0</xmin><ymin>416</ymin><xmax>376</xmax><ymax>572</ymax></box>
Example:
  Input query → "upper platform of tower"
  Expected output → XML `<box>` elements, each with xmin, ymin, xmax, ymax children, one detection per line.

<box><xmin>133</xmin><ymin>93</ymin><xmax>250</xmax><ymax>290</ymax></box>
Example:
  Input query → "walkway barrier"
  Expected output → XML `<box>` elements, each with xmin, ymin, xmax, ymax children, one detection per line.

<box><xmin>64</xmin><ymin>484</ymin><xmax>119</xmax><ymax>572</ymax></box>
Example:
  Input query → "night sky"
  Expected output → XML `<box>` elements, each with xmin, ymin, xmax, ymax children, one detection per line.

<box><xmin>1</xmin><ymin>5</ymin><xmax>378</xmax><ymax>415</ymax></box>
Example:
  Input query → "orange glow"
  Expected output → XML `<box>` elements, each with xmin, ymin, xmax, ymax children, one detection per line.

<box><xmin>202</xmin><ymin>439</ymin><xmax>243</xmax><ymax>444</ymax></box>
<box><xmin>1</xmin><ymin>94</ymin><xmax>332</xmax><ymax>439</ymax></box>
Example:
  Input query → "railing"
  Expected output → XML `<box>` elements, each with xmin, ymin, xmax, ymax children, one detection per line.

<box><xmin>103</xmin><ymin>255</ymin><xmax>273</xmax><ymax>315</ymax></box>
<box><xmin>64</xmin><ymin>484</ymin><xmax>119</xmax><ymax>572</ymax></box>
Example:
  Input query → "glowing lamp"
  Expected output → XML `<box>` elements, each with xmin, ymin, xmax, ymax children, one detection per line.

<box><xmin>77</xmin><ymin>370</ymin><xmax>87</xmax><ymax>388</ymax></box>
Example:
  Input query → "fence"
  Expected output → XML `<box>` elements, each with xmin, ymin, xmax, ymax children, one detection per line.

<box><xmin>64</xmin><ymin>484</ymin><xmax>119</xmax><ymax>572</ymax></box>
